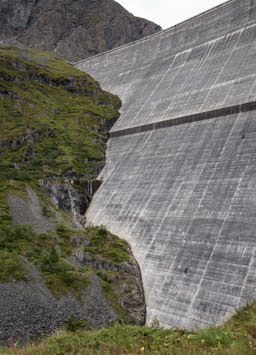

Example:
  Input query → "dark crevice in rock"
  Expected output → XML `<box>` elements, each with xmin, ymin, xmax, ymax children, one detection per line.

<box><xmin>41</xmin><ymin>180</ymin><xmax>103</xmax><ymax>227</ymax></box>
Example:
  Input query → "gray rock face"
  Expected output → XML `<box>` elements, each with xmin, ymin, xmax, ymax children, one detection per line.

<box><xmin>0</xmin><ymin>0</ymin><xmax>161</xmax><ymax>62</ymax></box>
<box><xmin>8</xmin><ymin>186</ymin><xmax>55</xmax><ymax>234</ymax></box>
<box><xmin>42</xmin><ymin>182</ymin><xmax>91</xmax><ymax>228</ymax></box>
<box><xmin>81</xmin><ymin>273</ymin><xmax>118</xmax><ymax>328</ymax></box>
<box><xmin>75</xmin><ymin>0</ymin><xmax>256</xmax><ymax>329</ymax></box>
<box><xmin>72</xmin><ymin>238</ymin><xmax>146</xmax><ymax>325</ymax></box>
<box><xmin>41</xmin><ymin>180</ymin><xmax>104</xmax><ymax>227</ymax></box>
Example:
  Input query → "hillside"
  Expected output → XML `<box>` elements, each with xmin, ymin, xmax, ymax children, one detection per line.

<box><xmin>0</xmin><ymin>0</ymin><xmax>161</xmax><ymax>62</ymax></box>
<box><xmin>0</xmin><ymin>47</ymin><xmax>121</xmax><ymax>183</ymax></box>
<box><xmin>0</xmin><ymin>47</ymin><xmax>145</xmax><ymax>346</ymax></box>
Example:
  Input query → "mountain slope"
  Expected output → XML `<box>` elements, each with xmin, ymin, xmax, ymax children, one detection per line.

<box><xmin>0</xmin><ymin>0</ymin><xmax>161</xmax><ymax>62</ymax></box>
<box><xmin>0</xmin><ymin>47</ymin><xmax>145</xmax><ymax>346</ymax></box>
<box><xmin>0</xmin><ymin>46</ymin><xmax>121</xmax><ymax>183</ymax></box>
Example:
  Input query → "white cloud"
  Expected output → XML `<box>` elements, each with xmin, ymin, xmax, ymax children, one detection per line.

<box><xmin>116</xmin><ymin>0</ymin><xmax>227</xmax><ymax>29</ymax></box>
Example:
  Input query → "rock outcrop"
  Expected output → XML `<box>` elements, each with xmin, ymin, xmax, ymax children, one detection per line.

<box><xmin>1</xmin><ymin>185</ymin><xmax>146</xmax><ymax>346</ymax></box>
<box><xmin>41</xmin><ymin>181</ymin><xmax>99</xmax><ymax>228</ymax></box>
<box><xmin>0</xmin><ymin>0</ymin><xmax>161</xmax><ymax>62</ymax></box>
<box><xmin>0</xmin><ymin>46</ymin><xmax>146</xmax><ymax>346</ymax></box>
<box><xmin>0</xmin><ymin>249</ymin><xmax>145</xmax><ymax>346</ymax></box>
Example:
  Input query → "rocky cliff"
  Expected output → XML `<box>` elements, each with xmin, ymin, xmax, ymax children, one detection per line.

<box><xmin>0</xmin><ymin>47</ymin><xmax>145</xmax><ymax>346</ymax></box>
<box><xmin>0</xmin><ymin>0</ymin><xmax>161</xmax><ymax>62</ymax></box>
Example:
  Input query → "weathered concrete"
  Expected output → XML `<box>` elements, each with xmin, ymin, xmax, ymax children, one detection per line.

<box><xmin>75</xmin><ymin>0</ymin><xmax>256</xmax><ymax>329</ymax></box>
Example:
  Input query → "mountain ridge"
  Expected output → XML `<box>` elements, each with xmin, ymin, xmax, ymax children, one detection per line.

<box><xmin>0</xmin><ymin>0</ymin><xmax>161</xmax><ymax>62</ymax></box>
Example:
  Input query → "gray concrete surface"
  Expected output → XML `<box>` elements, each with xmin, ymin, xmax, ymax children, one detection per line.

<box><xmin>75</xmin><ymin>0</ymin><xmax>256</xmax><ymax>328</ymax></box>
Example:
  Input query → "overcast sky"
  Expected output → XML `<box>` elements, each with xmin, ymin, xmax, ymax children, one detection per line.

<box><xmin>116</xmin><ymin>0</ymin><xmax>227</xmax><ymax>29</ymax></box>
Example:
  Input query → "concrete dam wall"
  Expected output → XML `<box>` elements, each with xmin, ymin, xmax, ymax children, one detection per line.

<box><xmin>75</xmin><ymin>0</ymin><xmax>256</xmax><ymax>329</ymax></box>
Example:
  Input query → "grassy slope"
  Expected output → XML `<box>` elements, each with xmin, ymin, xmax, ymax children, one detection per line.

<box><xmin>0</xmin><ymin>46</ymin><xmax>120</xmax><ymax>226</ymax></box>
<box><xmin>1</xmin><ymin>301</ymin><xmax>256</xmax><ymax>354</ymax></box>
<box><xmin>0</xmin><ymin>222</ymin><xmax>130</xmax><ymax>296</ymax></box>
<box><xmin>0</xmin><ymin>46</ymin><xmax>122</xmax><ymax>283</ymax></box>
<box><xmin>0</xmin><ymin>46</ymin><xmax>120</xmax><ymax>181</ymax></box>
<box><xmin>0</xmin><ymin>47</ymin><xmax>137</xmax><ymax>321</ymax></box>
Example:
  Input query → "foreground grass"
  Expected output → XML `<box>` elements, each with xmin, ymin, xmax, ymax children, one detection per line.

<box><xmin>2</xmin><ymin>301</ymin><xmax>256</xmax><ymax>354</ymax></box>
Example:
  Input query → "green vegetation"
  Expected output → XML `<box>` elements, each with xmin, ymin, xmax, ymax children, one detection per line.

<box><xmin>0</xmin><ymin>221</ymin><xmax>81</xmax><ymax>294</ymax></box>
<box><xmin>0</xmin><ymin>224</ymin><xmax>34</xmax><ymax>281</ymax></box>
<box><xmin>0</xmin><ymin>45</ymin><xmax>146</xmax><ymax>345</ymax></box>
<box><xmin>0</xmin><ymin>46</ymin><xmax>120</xmax><ymax>286</ymax></box>
<box><xmin>0</xmin><ymin>251</ymin><xmax>27</xmax><ymax>282</ymax></box>
<box><xmin>0</xmin><ymin>46</ymin><xmax>120</xmax><ymax>181</ymax></box>
<box><xmin>2</xmin><ymin>301</ymin><xmax>256</xmax><ymax>354</ymax></box>
<box><xmin>0</xmin><ymin>214</ymin><xmax>131</xmax><ymax>297</ymax></box>
<box><xmin>96</xmin><ymin>270</ymin><xmax>113</xmax><ymax>283</ymax></box>
<box><xmin>84</xmin><ymin>225</ymin><xmax>130</xmax><ymax>263</ymax></box>
<box><xmin>65</xmin><ymin>315</ymin><xmax>89</xmax><ymax>332</ymax></box>
<box><xmin>0</xmin><ymin>181</ymin><xmax>134</xmax><ymax>320</ymax></box>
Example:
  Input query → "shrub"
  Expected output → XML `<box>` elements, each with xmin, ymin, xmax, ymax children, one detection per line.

<box><xmin>65</xmin><ymin>315</ymin><xmax>89</xmax><ymax>332</ymax></box>
<box><xmin>41</xmin><ymin>246</ymin><xmax>59</xmax><ymax>273</ymax></box>
<box><xmin>0</xmin><ymin>224</ymin><xmax>33</xmax><ymax>251</ymax></box>
<box><xmin>0</xmin><ymin>251</ymin><xmax>27</xmax><ymax>281</ymax></box>
<box><xmin>26</xmin><ymin>246</ymin><xmax>43</xmax><ymax>261</ymax></box>
<box><xmin>56</xmin><ymin>224</ymin><xmax>71</xmax><ymax>238</ymax></box>
<box><xmin>41</xmin><ymin>205</ymin><xmax>51</xmax><ymax>217</ymax></box>
<box><xmin>96</xmin><ymin>270</ymin><xmax>112</xmax><ymax>283</ymax></box>
<box><xmin>96</xmin><ymin>224</ymin><xmax>108</xmax><ymax>237</ymax></box>
<box><xmin>195</xmin><ymin>327</ymin><xmax>233</xmax><ymax>347</ymax></box>
<box><xmin>84</xmin><ymin>226</ymin><xmax>130</xmax><ymax>263</ymax></box>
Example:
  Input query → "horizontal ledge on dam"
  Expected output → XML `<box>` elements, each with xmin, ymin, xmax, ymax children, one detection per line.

<box><xmin>110</xmin><ymin>100</ymin><xmax>256</xmax><ymax>138</ymax></box>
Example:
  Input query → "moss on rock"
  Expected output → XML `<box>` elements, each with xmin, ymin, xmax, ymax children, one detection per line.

<box><xmin>0</xmin><ymin>47</ymin><xmax>145</xmax><ymax>346</ymax></box>
<box><xmin>0</xmin><ymin>46</ymin><xmax>120</xmax><ymax>181</ymax></box>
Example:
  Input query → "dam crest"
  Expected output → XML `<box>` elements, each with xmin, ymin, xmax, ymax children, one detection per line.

<box><xmin>75</xmin><ymin>0</ymin><xmax>256</xmax><ymax>329</ymax></box>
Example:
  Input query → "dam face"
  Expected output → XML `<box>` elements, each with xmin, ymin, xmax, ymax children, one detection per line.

<box><xmin>75</xmin><ymin>0</ymin><xmax>256</xmax><ymax>328</ymax></box>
